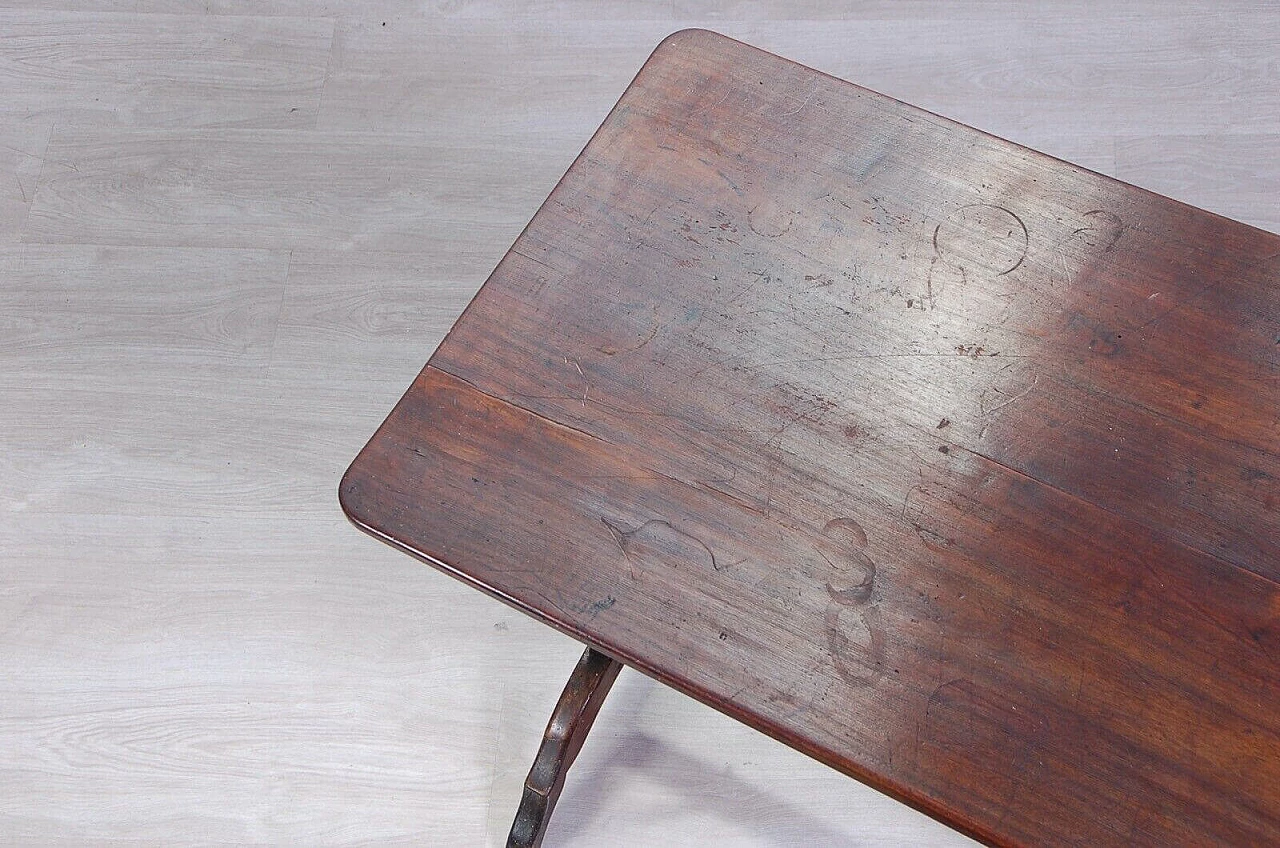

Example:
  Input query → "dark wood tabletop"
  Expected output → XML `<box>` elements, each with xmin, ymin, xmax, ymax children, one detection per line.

<box><xmin>341</xmin><ymin>29</ymin><xmax>1280</xmax><ymax>846</ymax></box>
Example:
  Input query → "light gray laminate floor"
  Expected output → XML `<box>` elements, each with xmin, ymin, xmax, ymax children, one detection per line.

<box><xmin>3</xmin><ymin>2</ymin><xmax>1277</xmax><ymax>845</ymax></box>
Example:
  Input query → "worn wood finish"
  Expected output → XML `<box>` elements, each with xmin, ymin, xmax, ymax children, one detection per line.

<box><xmin>342</xmin><ymin>29</ymin><xmax>1280</xmax><ymax>846</ymax></box>
<box><xmin>508</xmin><ymin>648</ymin><xmax>623</xmax><ymax>848</ymax></box>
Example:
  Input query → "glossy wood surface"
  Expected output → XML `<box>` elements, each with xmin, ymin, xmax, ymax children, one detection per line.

<box><xmin>348</xmin><ymin>27</ymin><xmax>1272</xmax><ymax>847</ymax></box>
<box><xmin>6</xmin><ymin>3</ymin><xmax>1278</xmax><ymax>844</ymax></box>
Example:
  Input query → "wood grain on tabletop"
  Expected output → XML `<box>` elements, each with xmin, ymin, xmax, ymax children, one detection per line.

<box><xmin>342</xmin><ymin>29</ymin><xmax>1280</xmax><ymax>847</ymax></box>
<box><xmin>4</xmin><ymin>2</ymin><xmax>1278</xmax><ymax>846</ymax></box>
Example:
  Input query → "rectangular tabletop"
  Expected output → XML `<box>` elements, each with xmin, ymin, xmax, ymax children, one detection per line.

<box><xmin>342</xmin><ymin>29</ymin><xmax>1280</xmax><ymax>846</ymax></box>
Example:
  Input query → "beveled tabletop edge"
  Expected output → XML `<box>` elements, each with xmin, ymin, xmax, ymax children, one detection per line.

<box><xmin>338</xmin><ymin>398</ymin><xmax>1003</xmax><ymax>847</ymax></box>
<box><xmin>340</xmin><ymin>28</ymin><xmax>1280</xmax><ymax>848</ymax></box>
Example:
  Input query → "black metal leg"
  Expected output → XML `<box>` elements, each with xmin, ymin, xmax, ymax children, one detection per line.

<box><xmin>507</xmin><ymin>647</ymin><xmax>623</xmax><ymax>848</ymax></box>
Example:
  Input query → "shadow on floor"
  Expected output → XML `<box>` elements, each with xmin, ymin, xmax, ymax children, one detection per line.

<box><xmin>543</xmin><ymin>670</ymin><xmax>874</xmax><ymax>847</ymax></box>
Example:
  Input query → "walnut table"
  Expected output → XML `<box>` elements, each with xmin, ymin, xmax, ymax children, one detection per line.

<box><xmin>341</xmin><ymin>29</ymin><xmax>1280</xmax><ymax>847</ymax></box>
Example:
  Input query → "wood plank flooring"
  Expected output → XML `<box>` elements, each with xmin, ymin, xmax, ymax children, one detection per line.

<box><xmin>3</xmin><ymin>2</ymin><xmax>1277</xmax><ymax>844</ymax></box>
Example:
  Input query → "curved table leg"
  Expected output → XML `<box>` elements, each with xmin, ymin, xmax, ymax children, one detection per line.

<box><xmin>507</xmin><ymin>647</ymin><xmax>624</xmax><ymax>848</ymax></box>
